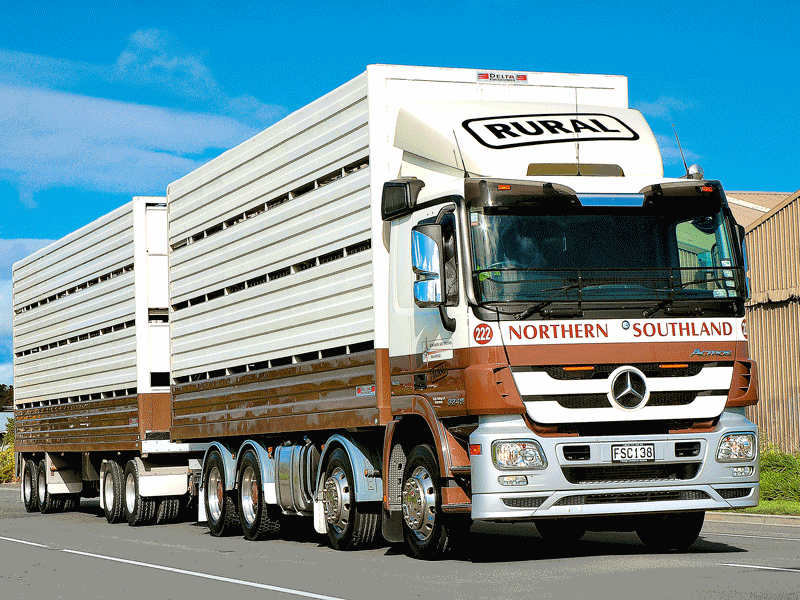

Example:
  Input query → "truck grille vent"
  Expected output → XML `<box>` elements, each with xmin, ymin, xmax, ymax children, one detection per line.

<box><xmin>562</xmin><ymin>463</ymin><xmax>701</xmax><ymax>484</ymax></box>
<box><xmin>526</xmin><ymin>391</ymin><xmax>723</xmax><ymax>410</ymax></box>
<box><xmin>716</xmin><ymin>488</ymin><xmax>752</xmax><ymax>499</ymax></box>
<box><xmin>554</xmin><ymin>490</ymin><xmax>709</xmax><ymax>506</ymax></box>
<box><xmin>502</xmin><ymin>496</ymin><xmax>547</xmax><ymax>509</ymax></box>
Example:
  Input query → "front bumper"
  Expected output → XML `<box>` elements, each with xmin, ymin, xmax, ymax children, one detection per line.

<box><xmin>469</xmin><ymin>411</ymin><xmax>759</xmax><ymax>520</ymax></box>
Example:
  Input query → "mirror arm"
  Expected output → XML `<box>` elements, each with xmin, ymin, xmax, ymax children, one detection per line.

<box><xmin>439</xmin><ymin>305</ymin><xmax>456</xmax><ymax>332</ymax></box>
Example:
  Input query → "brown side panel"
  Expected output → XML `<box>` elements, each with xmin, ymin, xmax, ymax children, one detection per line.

<box><xmin>138</xmin><ymin>393</ymin><xmax>172</xmax><ymax>438</ymax></box>
<box><xmin>15</xmin><ymin>395</ymin><xmax>141</xmax><ymax>453</ymax></box>
<box><xmin>170</xmin><ymin>350</ymin><xmax>385</xmax><ymax>442</ymax></box>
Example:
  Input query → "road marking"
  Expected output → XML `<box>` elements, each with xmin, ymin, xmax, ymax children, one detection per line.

<box><xmin>722</xmin><ymin>563</ymin><xmax>800</xmax><ymax>574</ymax></box>
<box><xmin>0</xmin><ymin>536</ymin><xmax>50</xmax><ymax>548</ymax></box>
<box><xmin>706</xmin><ymin>532</ymin><xmax>800</xmax><ymax>543</ymax></box>
<box><xmin>0</xmin><ymin>536</ymin><xmax>344</xmax><ymax>600</ymax></box>
<box><xmin>62</xmin><ymin>549</ymin><xmax>346</xmax><ymax>600</ymax></box>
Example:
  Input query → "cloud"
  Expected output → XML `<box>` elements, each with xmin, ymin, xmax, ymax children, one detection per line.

<box><xmin>634</xmin><ymin>97</ymin><xmax>692</xmax><ymax>120</ymax></box>
<box><xmin>0</xmin><ymin>361</ymin><xmax>11</xmax><ymax>386</ymax></box>
<box><xmin>654</xmin><ymin>133</ymin><xmax>701</xmax><ymax>166</ymax></box>
<box><xmin>0</xmin><ymin>282</ymin><xmax>11</xmax><ymax>337</ymax></box>
<box><xmin>0</xmin><ymin>239</ymin><xmax>54</xmax><ymax>278</ymax></box>
<box><xmin>0</xmin><ymin>82</ymin><xmax>263</xmax><ymax>205</ymax></box>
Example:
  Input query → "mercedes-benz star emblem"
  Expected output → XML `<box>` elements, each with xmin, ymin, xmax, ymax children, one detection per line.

<box><xmin>608</xmin><ymin>367</ymin><xmax>649</xmax><ymax>410</ymax></box>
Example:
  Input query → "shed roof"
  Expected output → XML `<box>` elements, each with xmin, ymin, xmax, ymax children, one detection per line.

<box><xmin>727</xmin><ymin>191</ymin><xmax>792</xmax><ymax>228</ymax></box>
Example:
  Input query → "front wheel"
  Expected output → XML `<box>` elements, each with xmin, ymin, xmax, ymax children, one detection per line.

<box><xmin>636</xmin><ymin>511</ymin><xmax>705</xmax><ymax>551</ymax></box>
<box><xmin>322</xmin><ymin>448</ymin><xmax>379</xmax><ymax>550</ymax></box>
<box><xmin>401</xmin><ymin>445</ymin><xmax>460</xmax><ymax>560</ymax></box>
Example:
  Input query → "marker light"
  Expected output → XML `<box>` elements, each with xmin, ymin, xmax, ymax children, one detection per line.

<box><xmin>717</xmin><ymin>433</ymin><xmax>756</xmax><ymax>462</ymax></box>
<box><xmin>497</xmin><ymin>184</ymin><xmax>511</xmax><ymax>190</ymax></box>
<box><xmin>492</xmin><ymin>440</ymin><xmax>546</xmax><ymax>470</ymax></box>
<box><xmin>469</xmin><ymin>444</ymin><xmax>482</xmax><ymax>456</ymax></box>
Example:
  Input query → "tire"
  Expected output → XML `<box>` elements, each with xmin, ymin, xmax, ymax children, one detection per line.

<box><xmin>61</xmin><ymin>494</ymin><xmax>81</xmax><ymax>512</ymax></box>
<box><xmin>636</xmin><ymin>511</ymin><xmax>705</xmax><ymax>551</ymax></box>
<box><xmin>124</xmin><ymin>460</ymin><xmax>157</xmax><ymax>526</ymax></box>
<box><xmin>203</xmin><ymin>450</ymin><xmax>240</xmax><ymax>536</ymax></box>
<box><xmin>322</xmin><ymin>448</ymin><xmax>379</xmax><ymax>550</ymax></box>
<box><xmin>534</xmin><ymin>519</ymin><xmax>586</xmax><ymax>542</ymax></box>
<box><xmin>102</xmin><ymin>461</ymin><xmax>125</xmax><ymax>524</ymax></box>
<box><xmin>155</xmin><ymin>497</ymin><xmax>181</xmax><ymax>524</ymax></box>
<box><xmin>37</xmin><ymin>459</ymin><xmax>63</xmax><ymax>514</ymax></box>
<box><xmin>238</xmin><ymin>450</ymin><xmax>281</xmax><ymax>541</ymax></box>
<box><xmin>400</xmin><ymin>445</ymin><xmax>460</xmax><ymax>560</ymax></box>
<box><xmin>22</xmin><ymin>459</ymin><xmax>39</xmax><ymax>513</ymax></box>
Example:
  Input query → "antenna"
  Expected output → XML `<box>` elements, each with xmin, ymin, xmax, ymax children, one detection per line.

<box><xmin>452</xmin><ymin>130</ymin><xmax>469</xmax><ymax>179</ymax></box>
<box><xmin>574</xmin><ymin>88</ymin><xmax>581</xmax><ymax>176</ymax></box>
<box><xmin>672</xmin><ymin>123</ymin><xmax>690</xmax><ymax>177</ymax></box>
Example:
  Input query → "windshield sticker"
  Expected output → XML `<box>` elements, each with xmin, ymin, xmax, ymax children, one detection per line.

<box><xmin>463</xmin><ymin>113</ymin><xmax>639</xmax><ymax>149</ymax></box>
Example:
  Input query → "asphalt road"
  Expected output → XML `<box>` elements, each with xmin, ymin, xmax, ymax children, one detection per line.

<box><xmin>1</xmin><ymin>484</ymin><xmax>798</xmax><ymax>600</ymax></box>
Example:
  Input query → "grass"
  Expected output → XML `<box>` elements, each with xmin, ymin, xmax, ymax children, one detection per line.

<box><xmin>730</xmin><ymin>445</ymin><xmax>800</xmax><ymax>516</ymax></box>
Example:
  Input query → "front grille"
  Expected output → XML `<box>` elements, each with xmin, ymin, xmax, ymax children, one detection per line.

<box><xmin>716</xmin><ymin>488</ymin><xmax>752</xmax><ymax>499</ymax></box>
<box><xmin>502</xmin><ymin>496</ymin><xmax>547</xmax><ymax>509</ymax></box>
<box><xmin>554</xmin><ymin>490</ymin><xmax>709</xmax><ymax>506</ymax></box>
<box><xmin>524</xmin><ymin>391</ymin><xmax>722</xmax><ymax>409</ymax></box>
<box><xmin>562</xmin><ymin>463</ymin><xmax>701</xmax><ymax>484</ymax></box>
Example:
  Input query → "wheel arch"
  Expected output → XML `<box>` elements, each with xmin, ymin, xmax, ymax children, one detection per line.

<box><xmin>235</xmin><ymin>440</ymin><xmax>277</xmax><ymax>505</ymax></box>
<box><xmin>202</xmin><ymin>442</ymin><xmax>237</xmax><ymax>492</ymax></box>
<box><xmin>316</xmin><ymin>434</ymin><xmax>382</xmax><ymax>503</ymax></box>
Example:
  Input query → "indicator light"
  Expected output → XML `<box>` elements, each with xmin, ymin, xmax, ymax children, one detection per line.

<box><xmin>497</xmin><ymin>184</ymin><xmax>511</xmax><ymax>190</ymax></box>
<box><xmin>469</xmin><ymin>444</ymin><xmax>482</xmax><ymax>456</ymax></box>
<box><xmin>564</xmin><ymin>366</ymin><xmax>594</xmax><ymax>371</ymax></box>
<box><xmin>659</xmin><ymin>363</ymin><xmax>688</xmax><ymax>369</ymax></box>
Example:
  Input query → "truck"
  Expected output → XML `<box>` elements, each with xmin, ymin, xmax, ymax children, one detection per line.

<box><xmin>14</xmin><ymin>64</ymin><xmax>759</xmax><ymax>559</ymax></box>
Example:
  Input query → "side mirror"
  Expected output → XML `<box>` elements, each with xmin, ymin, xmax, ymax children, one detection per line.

<box><xmin>382</xmin><ymin>179</ymin><xmax>425</xmax><ymax>221</ymax></box>
<box><xmin>412</xmin><ymin>225</ymin><xmax>444</xmax><ymax>307</ymax></box>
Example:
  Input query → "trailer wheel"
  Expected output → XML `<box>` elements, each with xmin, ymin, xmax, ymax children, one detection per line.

<box><xmin>36</xmin><ymin>459</ymin><xmax>63</xmax><ymax>514</ymax></box>
<box><xmin>61</xmin><ymin>494</ymin><xmax>81</xmax><ymax>512</ymax></box>
<box><xmin>322</xmin><ymin>448</ymin><xmax>379</xmax><ymax>550</ymax></box>
<box><xmin>22</xmin><ymin>460</ymin><xmax>39</xmax><ymax>513</ymax></box>
<box><xmin>238</xmin><ymin>450</ymin><xmax>282</xmax><ymax>541</ymax></box>
<box><xmin>534</xmin><ymin>519</ymin><xmax>586</xmax><ymax>542</ymax></box>
<box><xmin>400</xmin><ymin>445</ymin><xmax>458</xmax><ymax>560</ymax></box>
<box><xmin>203</xmin><ymin>450</ymin><xmax>240</xmax><ymax>536</ymax></box>
<box><xmin>636</xmin><ymin>511</ymin><xmax>705</xmax><ymax>551</ymax></box>
<box><xmin>155</xmin><ymin>497</ymin><xmax>181</xmax><ymax>524</ymax></box>
<box><xmin>103</xmin><ymin>461</ymin><xmax>125</xmax><ymax>523</ymax></box>
<box><xmin>124</xmin><ymin>460</ymin><xmax>156</xmax><ymax>526</ymax></box>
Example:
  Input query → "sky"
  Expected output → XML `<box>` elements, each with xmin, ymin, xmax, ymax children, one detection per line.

<box><xmin>0</xmin><ymin>0</ymin><xmax>798</xmax><ymax>385</ymax></box>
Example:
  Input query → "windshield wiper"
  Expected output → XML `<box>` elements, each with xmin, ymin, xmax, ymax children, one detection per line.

<box><xmin>642</xmin><ymin>276</ymin><xmax>735</xmax><ymax>318</ymax></box>
<box><xmin>514</xmin><ymin>282</ymin><xmax>582</xmax><ymax>320</ymax></box>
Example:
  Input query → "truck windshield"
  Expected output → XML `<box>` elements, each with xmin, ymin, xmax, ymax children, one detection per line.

<box><xmin>470</xmin><ymin>204</ymin><xmax>744</xmax><ymax>306</ymax></box>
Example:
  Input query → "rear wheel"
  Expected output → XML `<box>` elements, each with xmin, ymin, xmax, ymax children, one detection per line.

<box><xmin>322</xmin><ymin>448</ymin><xmax>379</xmax><ymax>550</ymax></box>
<box><xmin>37</xmin><ymin>459</ymin><xmax>63</xmax><ymax>514</ymax></box>
<box><xmin>22</xmin><ymin>460</ymin><xmax>38</xmax><ymax>513</ymax></box>
<box><xmin>155</xmin><ymin>497</ymin><xmax>181</xmax><ymax>524</ymax></box>
<box><xmin>401</xmin><ymin>445</ymin><xmax>460</xmax><ymax>560</ymax></box>
<box><xmin>204</xmin><ymin>450</ymin><xmax>240</xmax><ymax>536</ymax></box>
<box><xmin>103</xmin><ymin>461</ymin><xmax>125</xmax><ymax>523</ymax></box>
<box><xmin>124</xmin><ymin>460</ymin><xmax>156</xmax><ymax>526</ymax></box>
<box><xmin>238</xmin><ymin>450</ymin><xmax>281</xmax><ymax>541</ymax></box>
<box><xmin>636</xmin><ymin>511</ymin><xmax>705</xmax><ymax>551</ymax></box>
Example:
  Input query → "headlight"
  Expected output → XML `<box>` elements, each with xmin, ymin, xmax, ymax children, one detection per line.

<box><xmin>717</xmin><ymin>433</ymin><xmax>756</xmax><ymax>462</ymax></box>
<box><xmin>492</xmin><ymin>440</ymin><xmax>546</xmax><ymax>470</ymax></box>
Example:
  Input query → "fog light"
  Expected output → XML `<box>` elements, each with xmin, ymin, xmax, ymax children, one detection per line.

<box><xmin>731</xmin><ymin>466</ymin><xmax>754</xmax><ymax>477</ymax></box>
<box><xmin>492</xmin><ymin>440</ymin><xmax>546</xmax><ymax>470</ymax></box>
<box><xmin>717</xmin><ymin>433</ymin><xmax>756</xmax><ymax>462</ymax></box>
<box><xmin>499</xmin><ymin>475</ymin><xmax>528</xmax><ymax>486</ymax></box>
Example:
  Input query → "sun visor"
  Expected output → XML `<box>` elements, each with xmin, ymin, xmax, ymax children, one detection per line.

<box><xmin>394</xmin><ymin>101</ymin><xmax>664</xmax><ymax>178</ymax></box>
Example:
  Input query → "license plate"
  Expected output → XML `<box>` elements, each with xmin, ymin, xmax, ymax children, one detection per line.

<box><xmin>612</xmin><ymin>443</ymin><xmax>655</xmax><ymax>463</ymax></box>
